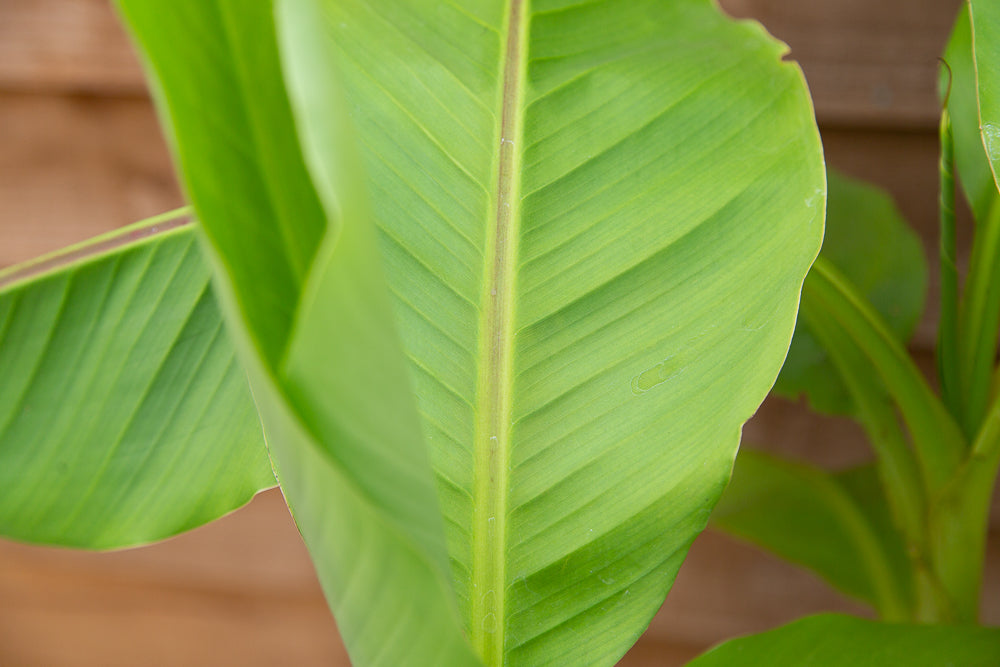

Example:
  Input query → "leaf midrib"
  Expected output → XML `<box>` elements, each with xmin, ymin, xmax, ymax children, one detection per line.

<box><xmin>471</xmin><ymin>1</ymin><xmax>528</xmax><ymax>663</ymax></box>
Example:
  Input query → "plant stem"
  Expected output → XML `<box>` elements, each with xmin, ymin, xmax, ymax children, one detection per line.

<box><xmin>958</xmin><ymin>196</ymin><xmax>1000</xmax><ymax>435</ymax></box>
<box><xmin>925</xmin><ymin>392</ymin><xmax>1000</xmax><ymax>623</ymax></box>
<box><xmin>938</xmin><ymin>108</ymin><xmax>963</xmax><ymax>425</ymax></box>
<box><xmin>801</xmin><ymin>295</ymin><xmax>927</xmax><ymax>555</ymax></box>
<box><xmin>805</xmin><ymin>260</ymin><xmax>967</xmax><ymax>492</ymax></box>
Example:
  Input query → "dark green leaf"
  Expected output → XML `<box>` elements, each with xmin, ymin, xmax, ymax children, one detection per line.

<box><xmin>687</xmin><ymin>614</ymin><xmax>1000</xmax><ymax>666</ymax></box>
<box><xmin>713</xmin><ymin>450</ymin><xmax>912</xmax><ymax>617</ymax></box>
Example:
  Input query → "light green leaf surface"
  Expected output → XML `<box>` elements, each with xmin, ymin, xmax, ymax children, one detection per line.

<box><xmin>117</xmin><ymin>1</ymin><xmax>480</xmax><ymax>665</ymax></box>
<box><xmin>943</xmin><ymin>6</ymin><xmax>997</xmax><ymax>224</ymax></box>
<box><xmin>120</xmin><ymin>0</ymin><xmax>824</xmax><ymax>665</ymax></box>
<box><xmin>774</xmin><ymin>169</ymin><xmax>926</xmax><ymax>415</ymax></box>
<box><xmin>713</xmin><ymin>451</ymin><xmax>913</xmax><ymax>618</ymax></box>
<box><xmin>0</xmin><ymin>212</ymin><xmax>273</xmax><ymax>549</ymax></box>
<box><xmin>686</xmin><ymin>613</ymin><xmax>1000</xmax><ymax>666</ymax></box>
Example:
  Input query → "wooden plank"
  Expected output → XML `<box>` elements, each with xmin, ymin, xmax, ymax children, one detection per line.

<box><xmin>721</xmin><ymin>0</ymin><xmax>963</xmax><ymax>128</ymax></box>
<box><xmin>0</xmin><ymin>93</ymin><xmax>183</xmax><ymax>268</ymax></box>
<box><xmin>0</xmin><ymin>0</ymin><xmax>966</xmax><ymax>128</ymax></box>
<box><xmin>0</xmin><ymin>601</ymin><xmax>346</xmax><ymax>667</ymax></box>
<box><xmin>0</xmin><ymin>490</ymin><xmax>349</xmax><ymax>666</ymax></box>
<box><xmin>648</xmin><ymin>530</ymin><xmax>867</xmax><ymax>648</ymax></box>
<box><xmin>620</xmin><ymin>638</ymin><xmax>704</xmax><ymax>666</ymax></box>
<box><xmin>0</xmin><ymin>490</ymin><xmax>319</xmax><ymax>596</ymax></box>
<box><xmin>0</xmin><ymin>0</ymin><xmax>145</xmax><ymax>95</ymax></box>
<box><xmin>0</xmin><ymin>94</ymin><xmax>959</xmax><ymax>351</ymax></box>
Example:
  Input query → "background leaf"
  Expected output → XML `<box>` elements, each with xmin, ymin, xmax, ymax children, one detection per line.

<box><xmin>712</xmin><ymin>450</ymin><xmax>912</xmax><ymax>618</ymax></box>
<box><xmin>686</xmin><ymin>613</ymin><xmax>1000</xmax><ymax>666</ymax></box>
<box><xmin>803</xmin><ymin>259</ymin><xmax>965</xmax><ymax>492</ymax></box>
<box><xmin>774</xmin><ymin>169</ymin><xmax>927</xmax><ymax>415</ymax></box>
<box><xmin>0</xmin><ymin>212</ymin><xmax>273</xmax><ymax>549</ymax></box>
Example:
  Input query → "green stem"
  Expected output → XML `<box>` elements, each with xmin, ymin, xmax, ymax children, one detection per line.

<box><xmin>800</xmin><ymin>296</ymin><xmax>926</xmax><ymax>557</ymax></box>
<box><xmin>912</xmin><ymin>391</ymin><xmax>1000</xmax><ymax>625</ymax></box>
<box><xmin>805</xmin><ymin>260</ymin><xmax>967</xmax><ymax>493</ymax></box>
<box><xmin>938</xmin><ymin>108</ymin><xmax>963</xmax><ymax>425</ymax></box>
<box><xmin>958</xmin><ymin>196</ymin><xmax>1000</xmax><ymax>436</ymax></box>
<box><xmin>971</xmin><ymin>386</ymin><xmax>1000</xmax><ymax>461</ymax></box>
<box><xmin>913</xmin><ymin>563</ymin><xmax>959</xmax><ymax>624</ymax></box>
<box><xmin>813</xmin><ymin>470</ymin><xmax>911</xmax><ymax>622</ymax></box>
<box><xmin>926</xmin><ymin>392</ymin><xmax>1000</xmax><ymax>623</ymax></box>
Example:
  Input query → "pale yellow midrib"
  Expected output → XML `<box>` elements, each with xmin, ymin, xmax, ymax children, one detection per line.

<box><xmin>470</xmin><ymin>1</ymin><xmax>528</xmax><ymax>664</ymax></box>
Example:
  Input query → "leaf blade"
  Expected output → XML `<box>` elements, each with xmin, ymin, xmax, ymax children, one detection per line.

<box><xmin>713</xmin><ymin>451</ymin><xmax>912</xmax><ymax>618</ymax></box>
<box><xmin>307</xmin><ymin>1</ymin><xmax>825</xmax><ymax>663</ymax></box>
<box><xmin>0</xmin><ymin>213</ymin><xmax>274</xmax><ymax>549</ymax></box>
<box><xmin>116</xmin><ymin>0</ymin><xmax>480</xmax><ymax>663</ymax></box>
<box><xmin>120</xmin><ymin>1</ymin><xmax>826</xmax><ymax>665</ymax></box>
<box><xmin>946</xmin><ymin>2</ymin><xmax>1000</xmax><ymax>435</ymax></box>
<box><xmin>687</xmin><ymin>614</ymin><xmax>1000</xmax><ymax>666</ymax></box>
<box><xmin>943</xmin><ymin>6</ymin><xmax>997</xmax><ymax>224</ymax></box>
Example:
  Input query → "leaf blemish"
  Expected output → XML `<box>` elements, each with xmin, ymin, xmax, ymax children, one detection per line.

<box><xmin>482</xmin><ymin>612</ymin><xmax>497</xmax><ymax>634</ymax></box>
<box><xmin>983</xmin><ymin>122</ymin><xmax>1000</xmax><ymax>161</ymax></box>
<box><xmin>805</xmin><ymin>187</ymin><xmax>822</xmax><ymax>209</ymax></box>
<box><xmin>630</xmin><ymin>357</ymin><xmax>680</xmax><ymax>395</ymax></box>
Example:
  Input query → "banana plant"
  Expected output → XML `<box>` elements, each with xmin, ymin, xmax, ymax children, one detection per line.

<box><xmin>0</xmin><ymin>0</ymin><xmax>996</xmax><ymax>665</ymax></box>
<box><xmin>2</xmin><ymin>0</ymin><xmax>822</xmax><ymax>663</ymax></box>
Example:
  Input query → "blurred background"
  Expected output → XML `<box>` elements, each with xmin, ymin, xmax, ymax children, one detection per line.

<box><xmin>1</xmin><ymin>0</ymin><xmax>996</xmax><ymax>664</ymax></box>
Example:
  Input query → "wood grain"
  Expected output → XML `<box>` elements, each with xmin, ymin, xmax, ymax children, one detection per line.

<box><xmin>0</xmin><ymin>0</ymin><xmax>145</xmax><ymax>95</ymax></box>
<box><xmin>0</xmin><ymin>0</ymin><xmax>964</xmax><ymax>127</ymax></box>
<box><xmin>722</xmin><ymin>0</ymin><xmax>964</xmax><ymax>128</ymax></box>
<box><xmin>0</xmin><ymin>93</ymin><xmax>183</xmax><ymax>267</ymax></box>
<box><xmin>0</xmin><ymin>491</ymin><xmax>349</xmax><ymax>666</ymax></box>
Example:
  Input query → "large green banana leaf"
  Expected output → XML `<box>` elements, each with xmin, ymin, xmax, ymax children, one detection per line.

<box><xmin>117</xmin><ymin>0</ymin><xmax>824</xmax><ymax>665</ymax></box>
<box><xmin>0</xmin><ymin>212</ymin><xmax>274</xmax><ymax>548</ymax></box>
<box><xmin>686</xmin><ymin>614</ymin><xmax>1000</xmax><ymax>666</ymax></box>
<box><xmin>773</xmin><ymin>169</ymin><xmax>926</xmax><ymax>415</ymax></box>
